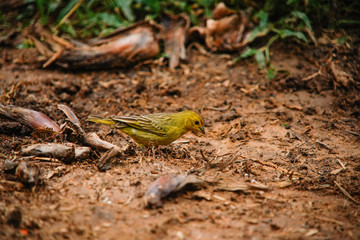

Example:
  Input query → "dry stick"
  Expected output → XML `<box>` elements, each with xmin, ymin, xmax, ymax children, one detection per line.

<box><xmin>316</xmin><ymin>139</ymin><xmax>333</xmax><ymax>151</ymax></box>
<box><xmin>336</xmin><ymin>158</ymin><xmax>346</xmax><ymax>169</ymax></box>
<box><xmin>43</xmin><ymin>48</ymin><xmax>64</xmax><ymax>68</ymax></box>
<box><xmin>344</xmin><ymin>130</ymin><xmax>359</xmax><ymax>136</ymax></box>
<box><xmin>204</xmin><ymin>102</ymin><xmax>232</xmax><ymax>112</ymax></box>
<box><xmin>51</xmin><ymin>35</ymin><xmax>74</xmax><ymax>48</ymax></box>
<box><xmin>28</xmin><ymin>35</ymin><xmax>53</xmax><ymax>57</ymax></box>
<box><xmin>58</xmin><ymin>104</ymin><xmax>125</xmax><ymax>171</ymax></box>
<box><xmin>55</xmin><ymin>0</ymin><xmax>85</xmax><ymax>30</ymax></box>
<box><xmin>1</xmin><ymin>81</ymin><xmax>22</xmax><ymax>103</ymax></box>
<box><xmin>304</xmin><ymin>27</ymin><xmax>318</xmax><ymax>47</ymax></box>
<box><xmin>315</xmin><ymin>216</ymin><xmax>344</xmax><ymax>226</ymax></box>
<box><xmin>222</xmin><ymin>125</ymin><xmax>233</xmax><ymax>137</ymax></box>
<box><xmin>194</xmin><ymin>150</ymin><xmax>240</xmax><ymax>174</ymax></box>
<box><xmin>334</xmin><ymin>180</ymin><xmax>359</xmax><ymax>204</ymax></box>
<box><xmin>302</xmin><ymin>67</ymin><xmax>322</xmax><ymax>81</ymax></box>
<box><xmin>200</xmin><ymin>149</ymin><xmax>211</xmax><ymax>169</ymax></box>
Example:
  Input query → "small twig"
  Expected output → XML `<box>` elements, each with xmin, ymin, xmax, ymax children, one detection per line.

<box><xmin>123</xmin><ymin>196</ymin><xmax>134</xmax><ymax>205</ymax></box>
<box><xmin>55</xmin><ymin>0</ymin><xmax>85</xmax><ymax>30</ymax></box>
<box><xmin>316</xmin><ymin>139</ymin><xmax>333</xmax><ymax>151</ymax></box>
<box><xmin>304</xmin><ymin>27</ymin><xmax>318</xmax><ymax>47</ymax></box>
<box><xmin>222</xmin><ymin>125</ymin><xmax>233</xmax><ymax>137</ymax></box>
<box><xmin>43</xmin><ymin>48</ymin><xmax>64</xmax><ymax>68</ymax></box>
<box><xmin>291</xmin><ymin>130</ymin><xmax>309</xmax><ymax>142</ymax></box>
<box><xmin>344</xmin><ymin>130</ymin><xmax>359</xmax><ymax>136</ymax></box>
<box><xmin>193</xmin><ymin>151</ymin><xmax>240</xmax><ymax>174</ymax></box>
<box><xmin>283</xmin><ymin>104</ymin><xmax>303</xmax><ymax>111</ymax></box>
<box><xmin>200</xmin><ymin>149</ymin><xmax>211</xmax><ymax>170</ymax></box>
<box><xmin>334</xmin><ymin>180</ymin><xmax>359</xmax><ymax>204</ymax></box>
<box><xmin>295</xmin><ymin>142</ymin><xmax>305</xmax><ymax>148</ymax></box>
<box><xmin>200</xmin><ymin>149</ymin><xmax>210</xmax><ymax>163</ymax></box>
<box><xmin>336</xmin><ymin>158</ymin><xmax>346</xmax><ymax>169</ymax></box>
<box><xmin>302</xmin><ymin>67</ymin><xmax>322</xmax><ymax>81</ymax></box>
<box><xmin>171</xmin><ymin>140</ymin><xmax>189</xmax><ymax>144</ymax></box>
<box><xmin>204</xmin><ymin>102</ymin><xmax>232</xmax><ymax>112</ymax></box>
<box><xmin>315</xmin><ymin>216</ymin><xmax>344</xmax><ymax>226</ymax></box>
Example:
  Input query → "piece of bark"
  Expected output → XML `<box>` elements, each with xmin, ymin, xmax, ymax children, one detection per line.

<box><xmin>21</xmin><ymin>143</ymin><xmax>90</xmax><ymax>162</ymax></box>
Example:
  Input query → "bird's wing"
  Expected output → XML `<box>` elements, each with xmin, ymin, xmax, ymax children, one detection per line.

<box><xmin>112</xmin><ymin>115</ymin><xmax>168</xmax><ymax>136</ymax></box>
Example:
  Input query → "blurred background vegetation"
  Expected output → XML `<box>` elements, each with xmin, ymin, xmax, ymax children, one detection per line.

<box><xmin>1</xmin><ymin>0</ymin><xmax>359</xmax><ymax>77</ymax></box>
<box><xmin>1</xmin><ymin>0</ymin><xmax>359</xmax><ymax>38</ymax></box>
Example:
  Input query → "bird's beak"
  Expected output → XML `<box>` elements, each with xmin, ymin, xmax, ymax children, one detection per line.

<box><xmin>199</xmin><ymin>126</ymin><xmax>205</xmax><ymax>134</ymax></box>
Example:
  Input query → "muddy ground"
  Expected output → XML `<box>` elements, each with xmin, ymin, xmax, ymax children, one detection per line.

<box><xmin>0</xmin><ymin>38</ymin><xmax>360</xmax><ymax>240</ymax></box>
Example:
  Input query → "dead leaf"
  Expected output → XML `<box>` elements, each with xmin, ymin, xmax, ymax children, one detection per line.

<box><xmin>330</xmin><ymin>61</ymin><xmax>354</xmax><ymax>87</ymax></box>
<box><xmin>0</xmin><ymin>104</ymin><xmax>60</xmax><ymax>134</ymax></box>
<box><xmin>161</xmin><ymin>14</ymin><xmax>190</xmax><ymax>69</ymax></box>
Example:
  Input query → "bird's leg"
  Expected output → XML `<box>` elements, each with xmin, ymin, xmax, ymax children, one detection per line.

<box><xmin>151</xmin><ymin>146</ymin><xmax>156</xmax><ymax>159</ymax></box>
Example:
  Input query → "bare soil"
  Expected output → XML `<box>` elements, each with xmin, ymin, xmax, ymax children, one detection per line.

<box><xmin>1</xmin><ymin>41</ymin><xmax>360</xmax><ymax>239</ymax></box>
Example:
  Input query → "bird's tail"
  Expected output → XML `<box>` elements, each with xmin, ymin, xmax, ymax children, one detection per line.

<box><xmin>87</xmin><ymin>115</ymin><xmax>117</xmax><ymax>126</ymax></box>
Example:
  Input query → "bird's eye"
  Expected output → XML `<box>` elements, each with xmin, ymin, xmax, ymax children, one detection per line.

<box><xmin>195</xmin><ymin>120</ymin><xmax>199</xmax><ymax>125</ymax></box>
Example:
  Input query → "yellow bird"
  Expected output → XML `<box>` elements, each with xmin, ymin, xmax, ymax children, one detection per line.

<box><xmin>87</xmin><ymin>110</ymin><xmax>205</xmax><ymax>147</ymax></box>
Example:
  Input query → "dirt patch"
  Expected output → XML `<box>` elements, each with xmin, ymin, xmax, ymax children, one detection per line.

<box><xmin>1</xmin><ymin>40</ymin><xmax>360</xmax><ymax>239</ymax></box>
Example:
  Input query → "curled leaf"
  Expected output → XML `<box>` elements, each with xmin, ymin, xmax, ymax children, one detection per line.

<box><xmin>0</xmin><ymin>104</ymin><xmax>60</xmax><ymax>134</ymax></box>
<box><xmin>189</xmin><ymin>3</ymin><xmax>251</xmax><ymax>52</ymax></box>
<box><xmin>213</xmin><ymin>2</ymin><xmax>235</xmax><ymax>19</ymax></box>
<box><xmin>55</xmin><ymin>22</ymin><xmax>160</xmax><ymax>69</ymax></box>
<box><xmin>161</xmin><ymin>13</ymin><xmax>190</xmax><ymax>69</ymax></box>
<box><xmin>144</xmin><ymin>174</ymin><xmax>203</xmax><ymax>208</ymax></box>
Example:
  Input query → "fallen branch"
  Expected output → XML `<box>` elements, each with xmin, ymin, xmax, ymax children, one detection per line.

<box><xmin>21</xmin><ymin>143</ymin><xmax>90</xmax><ymax>162</ymax></box>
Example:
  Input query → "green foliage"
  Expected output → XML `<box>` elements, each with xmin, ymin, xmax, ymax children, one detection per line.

<box><xmin>0</xmin><ymin>11</ymin><xmax>10</xmax><ymax>28</ymax></box>
<box><xmin>4</xmin><ymin>0</ymin><xmax>359</xmax><ymax>79</ymax></box>
<box><xmin>236</xmin><ymin>0</ymin><xmax>315</xmax><ymax>79</ymax></box>
<box><xmin>25</xmin><ymin>0</ymin><xmax>219</xmax><ymax>37</ymax></box>
<box><xmin>16</xmin><ymin>38</ymin><xmax>35</xmax><ymax>49</ymax></box>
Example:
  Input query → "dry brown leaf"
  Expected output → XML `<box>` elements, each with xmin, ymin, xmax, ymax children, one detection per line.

<box><xmin>0</xmin><ymin>104</ymin><xmax>60</xmax><ymax>134</ymax></box>
<box><xmin>330</xmin><ymin>62</ymin><xmax>354</xmax><ymax>87</ymax></box>
<box><xmin>161</xmin><ymin>14</ymin><xmax>190</xmax><ymax>69</ymax></box>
